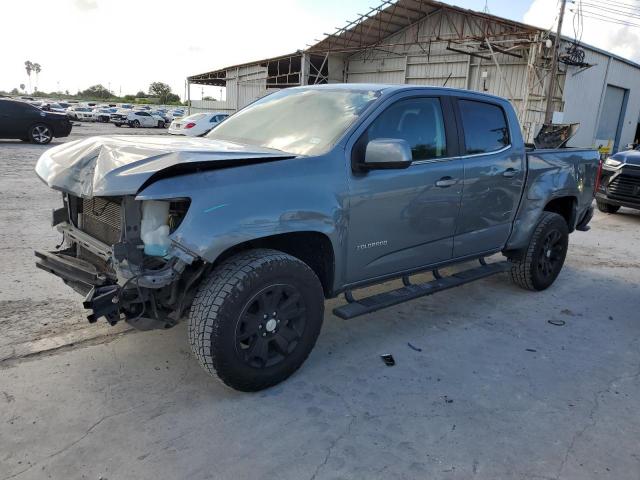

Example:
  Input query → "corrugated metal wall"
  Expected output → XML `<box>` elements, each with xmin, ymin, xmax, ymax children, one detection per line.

<box><xmin>192</xmin><ymin>9</ymin><xmax>640</xmax><ymax>149</ymax></box>
<box><xmin>341</xmin><ymin>11</ymin><xmax>563</xmax><ymax>142</ymax></box>
<box><xmin>563</xmin><ymin>48</ymin><xmax>640</xmax><ymax>150</ymax></box>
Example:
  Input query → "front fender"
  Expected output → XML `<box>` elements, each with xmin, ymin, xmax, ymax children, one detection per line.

<box><xmin>136</xmin><ymin>154</ymin><xmax>349</xmax><ymax>268</ymax></box>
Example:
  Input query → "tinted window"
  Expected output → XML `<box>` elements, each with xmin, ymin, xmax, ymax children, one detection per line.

<box><xmin>366</xmin><ymin>98</ymin><xmax>447</xmax><ymax>160</ymax></box>
<box><xmin>458</xmin><ymin>100</ymin><xmax>510</xmax><ymax>154</ymax></box>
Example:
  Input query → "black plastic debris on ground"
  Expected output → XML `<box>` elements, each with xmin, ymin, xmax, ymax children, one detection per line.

<box><xmin>526</xmin><ymin>348</ymin><xmax>537</xmax><ymax>352</ymax></box>
<box><xmin>548</xmin><ymin>319</ymin><xmax>566</xmax><ymax>326</ymax></box>
<box><xmin>407</xmin><ymin>342</ymin><xmax>422</xmax><ymax>352</ymax></box>
<box><xmin>380</xmin><ymin>354</ymin><xmax>395</xmax><ymax>366</ymax></box>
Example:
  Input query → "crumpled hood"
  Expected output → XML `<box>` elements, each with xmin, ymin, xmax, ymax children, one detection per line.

<box><xmin>35</xmin><ymin>135</ymin><xmax>294</xmax><ymax>197</ymax></box>
<box><xmin>611</xmin><ymin>148</ymin><xmax>640</xmax><ymax>166</ymax></box>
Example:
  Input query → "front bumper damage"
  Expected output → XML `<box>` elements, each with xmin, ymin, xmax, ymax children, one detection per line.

<box><xmin>36</xmin><ymin>197</ymin><xmax>202</xmax><ymax>330</ymax></box>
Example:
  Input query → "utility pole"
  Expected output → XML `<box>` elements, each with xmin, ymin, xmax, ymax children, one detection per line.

<box><xmin>544</xmin><ymin>0</ymin><xmax>567</xmax><ymax>124</ymax></box>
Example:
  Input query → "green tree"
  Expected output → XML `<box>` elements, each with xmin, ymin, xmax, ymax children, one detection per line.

<box><xmin>148</xmin><ymin>82</ymin><xmax>173</xmax><ymax>104</ymax></box>
<box><xmin>10</xmin><ymin>88</ymin><xmax>19</xmax><ymax>95</ymax></box>
<box><xmin>79</xmin><ymin>84</ymin><xmax>112</xmax><ymax>99</ymax></box>
<box><xmin>24</xmin><ymin>61</ymin><xmax>33</xmax><ymax>92</ymax></box>
<box><xmin>135</xmin><ymin>91</ymin><xmax>147</xmax><ymax>98</ymax></box>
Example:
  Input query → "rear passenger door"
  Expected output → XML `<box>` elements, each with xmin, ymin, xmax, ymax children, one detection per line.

<box><xmin>452</xmin><ymin>98</ymin><xmax>526</xmax><ymax>257</ymax></box>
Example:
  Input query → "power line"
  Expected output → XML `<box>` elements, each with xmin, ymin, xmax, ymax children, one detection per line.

<box><xmin>580</xmin><ymin>5</ymin><xmax>640</xmax><ymax>21</ymax></box>
<box><xmin>572</xmin><ymin>9</ymin><xmax>640</xmax><ymax>27</ymax></box>
<box><xmin>579</xmin><ymin>2</ymin><xmax>640</xmax><ymax>18</ymax></box>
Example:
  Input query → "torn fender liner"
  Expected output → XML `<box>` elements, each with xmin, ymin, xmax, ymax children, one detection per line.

<box><xmin>35</xmin><ymin>135</ymin><xmax>295</xmax><ymax>197</ymax></box>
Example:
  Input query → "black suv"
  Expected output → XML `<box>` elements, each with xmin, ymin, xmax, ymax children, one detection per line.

<box><xmin>0</xmin><ymin>99</ymin><xmax>72</xmax><ymax>144</ymax></box>
<box><xmin>596</xmin><ymin>148</ymin><xmax>640</xmax><ymax>213</ymax></box>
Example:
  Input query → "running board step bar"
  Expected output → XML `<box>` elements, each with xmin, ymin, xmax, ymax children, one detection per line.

<box><xmin>332</xmin><ymin>260</ymin><xmax>511</xmax><ymax>320</ymax></box>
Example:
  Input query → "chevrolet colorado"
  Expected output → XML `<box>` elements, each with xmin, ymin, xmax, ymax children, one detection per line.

<box><xmin>34</xmin><ymin>85</ymin><xmax>599</xmax><ymax>391</ymax></box>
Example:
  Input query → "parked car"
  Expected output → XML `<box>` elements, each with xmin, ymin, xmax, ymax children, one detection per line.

<box><xmin>67</xmin><ymin>106</ymin><xmax>95</xmax><ymax>121</ymax></box>
<box><xmin>0</xmin><ymin>98</ymin><xmax>72</xmax><ymax>144</ymax></box>
<box><xmin>110</xmin><ymin>110</ymin><xmax>165</xmax><ymax>128</ymax></box>
<box><xmin>94</xmin><ymin>107</ymin><xmax>117</xmax><ymax>123</ymax></box>
<box><xmin>34</xmin><ymin>85</ymin><xmax>599</xmax><ymax>391</ymax></box>
<box><xmin>595</xmin><ymin>147</ymin><xmax>640</xmax><ymax>213</ymax></box>
<box><xmin>166</xmin><ymin>109</ymin><xmax>185</xmax><ymax>122</ymax></box>
<box><xmin>168</xmin><ymin>112</ymin><xmax>228</xmax><ymax>136</ymax></box>
<box><xmin>149</xmin><ymin>110</ymin><xmax>171</xmax><ymax>126</ymax></box>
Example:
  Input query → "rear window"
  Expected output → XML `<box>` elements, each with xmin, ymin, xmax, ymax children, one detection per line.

<box><xmin>458</xmin><ymin>100</ymin><xmax>510</xmax><ymax>154</ymax></box>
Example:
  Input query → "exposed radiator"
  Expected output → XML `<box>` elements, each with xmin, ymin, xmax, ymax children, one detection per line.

<box><xmin>80</xmin><ymin>197</ymin><xmax>122</xmax><ymax>245</ymax></box>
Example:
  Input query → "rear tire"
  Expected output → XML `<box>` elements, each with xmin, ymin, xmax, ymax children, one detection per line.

<box><xmin>188</xmin><ymin>249</ymin><xmax>324</xmax><ymax>392</ymax></box>
<box><xmin>596</xmin><ymin>200</ymin><xmax>620</xmax><ymax>214</ymax></box>
<box><xmin>509</xmin><ymin>212</ymin><xmax>569</xmax><ymax>291</ymax></box>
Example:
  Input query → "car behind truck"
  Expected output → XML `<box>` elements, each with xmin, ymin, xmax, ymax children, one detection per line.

<box><xmin>34</xmin><ymin>85</ymin><xmax>599</xmax><ymax>391</ymax></box>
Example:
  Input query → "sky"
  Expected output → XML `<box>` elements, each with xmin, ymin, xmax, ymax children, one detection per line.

<box><xmin>1</xmin><ymin>0</ymin><xmax>638</xmax><ymax>100</ymax></box>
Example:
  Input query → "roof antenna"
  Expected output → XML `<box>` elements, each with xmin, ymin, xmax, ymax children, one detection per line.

<box><xmin>483</xmin><ymin>0</ymin><xmax>490</xmax><ymax>13</ymax></box>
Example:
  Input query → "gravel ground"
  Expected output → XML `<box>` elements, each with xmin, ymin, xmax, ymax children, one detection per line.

<box><xmin>0</xmin><ymin>123</ymin><xmax>639</xmax><ymax>479</ymax></box>
<box><xmin>0</xmin><ymin>122</ymin><xmax>168</xmax><ymax>360</ymax></box>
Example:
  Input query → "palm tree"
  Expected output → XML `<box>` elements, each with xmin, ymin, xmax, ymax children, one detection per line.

<box><xmin>24</xmin><ymin>61</ymin><xmax>33</xmax><ymax>93</ymax></box>
<box><xmin>33</xmin><ymin>63</ymin><xmax>41</xmax><ymax>91</ymax></box>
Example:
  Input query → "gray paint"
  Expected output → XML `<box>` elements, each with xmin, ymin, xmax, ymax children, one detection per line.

<box><xmin>37</xmin><ymin>85</ymin><xmax>599</xmax><ymax>296</ymax></box>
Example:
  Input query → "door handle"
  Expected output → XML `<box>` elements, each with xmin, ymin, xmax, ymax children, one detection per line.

<box><xmin>502</xmin><ymin>168</ymin><xmax>520</xmax><ymax>178</ymax></box>
<box><xmin>435</xmin><ymin>176</ymin><xmax>457</xmax><ymax>188</ymax></box>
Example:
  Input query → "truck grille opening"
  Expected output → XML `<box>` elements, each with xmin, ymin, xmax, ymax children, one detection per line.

<box><xmin>608</xmin><ymin>172</ymin><xmax>640</xmax><ymax>200</ymax></box>
<box><xmin>80</xmin><ymin>197</ymin><xmax>122</xmax><ymax>245</ymax></box>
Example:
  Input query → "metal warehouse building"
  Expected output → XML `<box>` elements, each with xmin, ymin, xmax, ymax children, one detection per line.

<box><xmin>187</xmin><ymin>0</ymin><xmax>640</xmax><ymax>152</ymax></box>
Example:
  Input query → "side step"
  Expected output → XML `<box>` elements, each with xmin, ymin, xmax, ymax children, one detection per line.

<box><xmin>332</xmin><ymin>260</ymin><xmax>511</xmax><ymax>320</ymax></box>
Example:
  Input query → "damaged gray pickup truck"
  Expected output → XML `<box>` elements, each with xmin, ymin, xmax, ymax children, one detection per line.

<box><xmin>35</xmin><ymin>85</ymin><xmax>599</xmax><ymax>391</ymax></box>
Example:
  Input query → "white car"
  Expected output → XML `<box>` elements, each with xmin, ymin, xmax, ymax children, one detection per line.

<box><xmin>67</xmin><ymin>106</ymin><xmax>95</xmax><ymax>121</ymax></box>
<box><xmin>168</xmin><ymin>112</ymin><xmax>228</xmax><ymax>137</ymax></box>
<box><xmin>110</xmin><ymin>110</ymin><xmax>166</xmax><ymax>128</ymax></box>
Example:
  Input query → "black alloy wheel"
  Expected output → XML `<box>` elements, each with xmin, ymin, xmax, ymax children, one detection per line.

<box><xmin>536</xmin><ymin>229</ymin><xmax>565</xmax><ymax>281</ymax></box>
<box><xmin>235</xmin><ymin>284</ymin><xmax>306</xmax><ymax>369</ymax></box>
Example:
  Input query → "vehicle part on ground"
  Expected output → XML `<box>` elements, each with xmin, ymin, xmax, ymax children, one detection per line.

<box><xmin>381</xmin><ymin>354</ymin><xmax>396</xmax><ymax>366</ymax></box>
<box><xmin>509</xmin><ymin>212</ymin><xmax>569</xmax><ymax>291</ymax></box>
<box><xmin>188</xmin><ymin>249</ymin><xmax>324</xmax><ymax>392</ymax></box>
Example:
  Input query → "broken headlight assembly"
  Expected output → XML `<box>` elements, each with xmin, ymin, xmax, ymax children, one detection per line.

<box><xmin>140</xmin><ymin>199</ymin><xmax>190</xmax><ymax>257</ymax></box>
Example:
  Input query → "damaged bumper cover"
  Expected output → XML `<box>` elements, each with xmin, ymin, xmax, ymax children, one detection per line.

<box><xmin>35</xmin><ymin>218</ymin><xmax>198</xmax><ymax>329</ymax></box>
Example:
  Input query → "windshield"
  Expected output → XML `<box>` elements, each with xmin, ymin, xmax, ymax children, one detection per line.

<box><xmin>206</xmin><ymin>88</ymin><xmax>381</xmax><ymax>155</ymax></box>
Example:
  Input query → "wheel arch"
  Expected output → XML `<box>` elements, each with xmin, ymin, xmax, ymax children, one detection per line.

<box><xmin>212</xmin><ymin>231</ymin><xmax>336</xmax><ymax>298</ymax></box>
<box><xmin>543</xmin><ymin>195</ymin><xmax>577</xmax><ymax>232</ymax></box>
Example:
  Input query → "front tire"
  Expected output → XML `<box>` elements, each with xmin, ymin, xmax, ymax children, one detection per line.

<box><xmin>596</xmin><ymin>200</ymin><xmax>620</xmax><ymax>214</ymax></box>
<box><xmin>188</xmin><ymin>249</ymin><xmax>324</xmax><ymax>392</ymax></box>
<box><xmin>29</xmin><ymin>124</ymin><xmax>53</xmax><ymax>145</ymax></box>
<box><xmin>509</xmin><ymin>212</ymin><xmax>569</xmax><ymax>291</ymax></box>
<box><xmin>132</xmin><ymin>120</ymin><xmax>140</xmax><ymax>128</ymax></box>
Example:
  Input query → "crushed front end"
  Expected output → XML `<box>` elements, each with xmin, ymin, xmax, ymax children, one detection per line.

<box><xmin>35</xmin><ymin>194</ymin><xmax>205</xmax><ymax>330</ymax></box>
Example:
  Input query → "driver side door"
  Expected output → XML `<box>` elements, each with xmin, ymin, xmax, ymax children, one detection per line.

<box><xmin>345</xmin><ymin>95</ymin><xmax>463</xmax><ymax>285</ymax></box>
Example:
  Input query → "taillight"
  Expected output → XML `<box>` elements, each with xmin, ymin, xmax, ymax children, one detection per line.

<box><xmin>185</xmin><ymin>122</ymin><xmax>196</xmax><ymax>129</ymax></box>
<box><xmin>594</xmin><ymin>158</ymin><xmax>603</xmax><ymax>196</ymax></box>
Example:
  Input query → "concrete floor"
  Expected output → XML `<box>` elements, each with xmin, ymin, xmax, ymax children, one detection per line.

<box><xmin>1</xmin><ymin>123</ymin><xmax>639</xmax><ymax>479</ymax></box>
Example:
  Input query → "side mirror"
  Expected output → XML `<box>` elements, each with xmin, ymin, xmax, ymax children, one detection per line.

<box><xmin>364</xmin><ymin>138</ymin><xmax>412</xmax><ymax>169</ymax></box>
